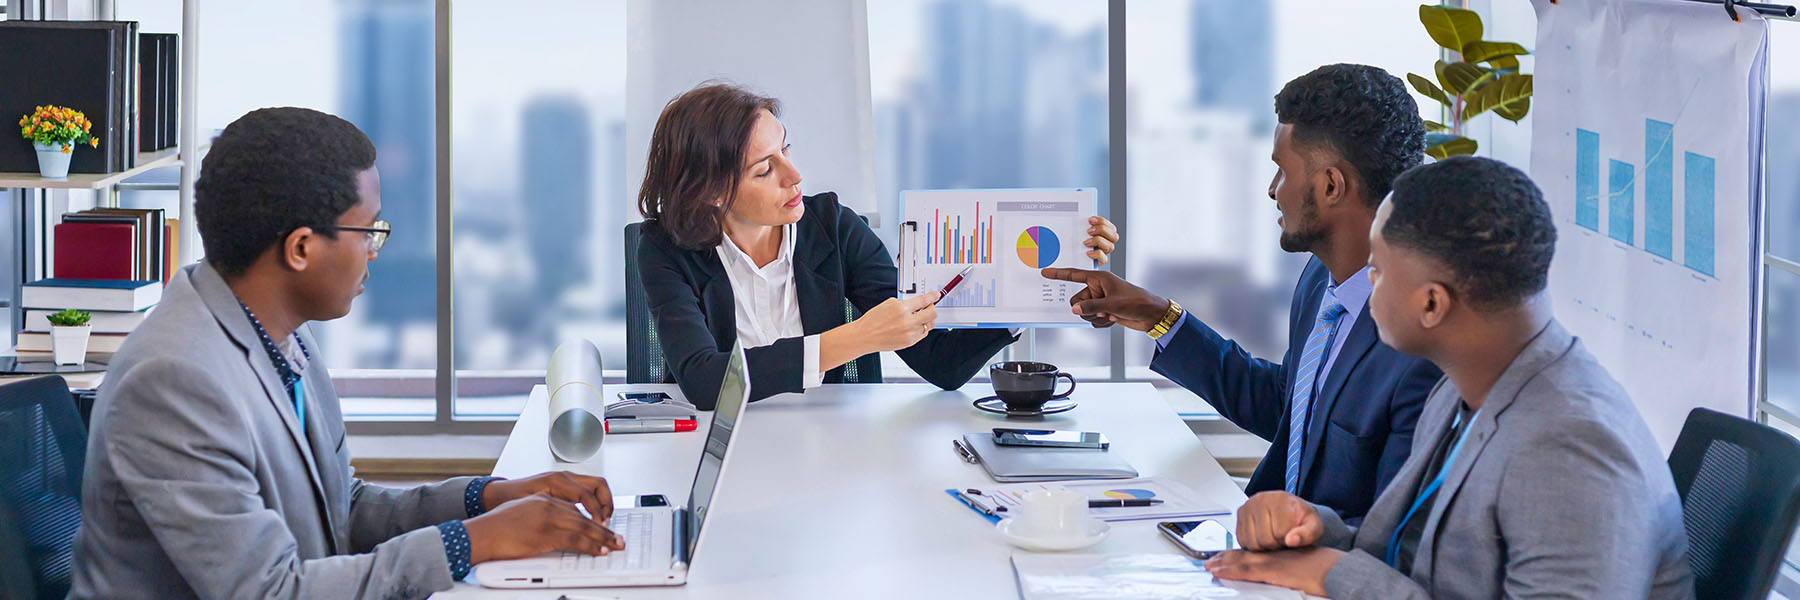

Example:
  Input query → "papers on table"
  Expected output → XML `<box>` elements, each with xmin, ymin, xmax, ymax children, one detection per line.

<box><xmin>1011</xmin><ymin>554</ymin><xmax>1305</xmax><ymax>600</ymax></box>
<box><xmin>973</xmin><ymin>476</ymin><xmax>1228</xmax><ymax>522</ymax></box>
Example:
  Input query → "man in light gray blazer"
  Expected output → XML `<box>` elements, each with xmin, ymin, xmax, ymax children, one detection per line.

<box><xmin>71</xmin><ymin>108</ymin><xmax>628</xmax><ymax>599</ymax></box>
<box><xmin>1208</xmin><ymin>156</ymin><xmax>1693</xmax><ymax>599</ymax></box>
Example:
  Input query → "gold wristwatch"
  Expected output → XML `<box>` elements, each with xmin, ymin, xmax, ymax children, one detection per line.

<box><xmin>1146</xmin><ymin>299</ymin><xmax>1184</xmax><ymax>340</ymax></box>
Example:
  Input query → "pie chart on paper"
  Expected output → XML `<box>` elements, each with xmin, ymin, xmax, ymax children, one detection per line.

<box><xmin>1103</xmin><ymin>488</ymin><xmax>1156</xmax><ymax>500</ymax></box>
<box><xmin>1015</xmin><ymin>226</ymin><xmax>1061</xmax><ymax>269</ymax></box>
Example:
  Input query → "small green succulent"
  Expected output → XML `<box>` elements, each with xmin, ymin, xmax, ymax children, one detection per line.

<box><xmin>46</xmin><ymin>308</ymin><xmax>91</xmax><ymax>327</ymax></box>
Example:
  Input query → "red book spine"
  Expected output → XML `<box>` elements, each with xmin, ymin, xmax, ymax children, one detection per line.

<box><xmin>54</xmin><ymin>222</ymin><xmax>136</xmax><ymax>280</ymax></box>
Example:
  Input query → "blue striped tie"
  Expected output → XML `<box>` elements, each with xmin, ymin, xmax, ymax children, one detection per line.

<box><xmin>1286</xmin><ymin>291</ymin><xmax>1347</xmax><ymax>494</ymax></box>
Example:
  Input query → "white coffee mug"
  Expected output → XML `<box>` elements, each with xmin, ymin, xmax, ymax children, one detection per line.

<box><xmin>1016</xmin><ymin>489</ymin><xmax>1087</xmax><ymax>538</ymax></box>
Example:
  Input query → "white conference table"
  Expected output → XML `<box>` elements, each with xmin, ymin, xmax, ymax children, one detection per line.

<box><xmin>440</xmin><ymin>382</ymin><xmax>1275</xmax><ymax>599</ymax></box>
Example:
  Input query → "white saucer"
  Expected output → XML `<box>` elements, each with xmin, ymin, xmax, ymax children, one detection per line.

<box><xmin>996</xmin><ymin>517</ymin><xmax>1110</xmax><ymax>552</ymax></box>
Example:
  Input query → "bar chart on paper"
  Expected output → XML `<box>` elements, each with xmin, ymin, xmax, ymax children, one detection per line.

<box><xmin>899</xmin><ymin>188</ymin><xmax>1097</xmax><ymax>326</ymax></box>
<box><xmin>1532</xmin><ymin>0</ymin><xmax>1761</xmax><ymax>448</ymax></box>
<box><xmin>1573</xmin><ymin>119</ymin><xmax>1716</xmax><ymax>277</ymax></box>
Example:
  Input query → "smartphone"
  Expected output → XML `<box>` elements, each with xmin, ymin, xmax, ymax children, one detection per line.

<box><xmin>1158</xmin><ymin>519</ymin><xmax>1234</xmax><ymax>559</ymax></box>
<box><xmin>992</xmin><ymin>428</ymin><xmax>1109</xmax><ymax>449</ymax></box>
<box><xmin>616</xmin><ymin>391</ymin><xmax>674</xmax><ymax>404</ymax></box>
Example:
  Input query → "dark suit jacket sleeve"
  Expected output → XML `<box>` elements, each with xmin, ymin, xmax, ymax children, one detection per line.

<box><xmin>1148</xmin><ymin>314</ymin><xmax>1290</xmax><ymax>440</ymax></box>
<box><xmin>1374</xmin><ymin>358</ymin><xmax>1441</xmax><ymax>500</ymax></box>
<box><xmin>829</xmin><ymin>201</ymin><xmax>1015</xmax><ymax>390</ymax></box>
<box><xmin>637</xmin><ymin>227</ymin><xmax>805</xmax><ymax>408</ymax></box>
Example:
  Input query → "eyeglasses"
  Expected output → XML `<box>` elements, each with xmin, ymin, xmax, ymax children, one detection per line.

<box><xmin>336</xmin><ymin>219</ymin><xmax>390</xmax><ymax>253</ymax></box>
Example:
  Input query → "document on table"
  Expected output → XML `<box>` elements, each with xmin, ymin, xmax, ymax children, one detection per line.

<box><xmin>1011</xmin><ymin>554</ymin><xmax>1306</xmax><ymax>600</ymax></box>
<box><xmin>975</xmin><ymin>476</ymin><xmax>1228</xmax><ymax>522</ymax></box>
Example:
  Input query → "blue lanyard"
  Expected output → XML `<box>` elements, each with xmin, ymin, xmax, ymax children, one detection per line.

<box><xmin>292</xmin><ymin>376</ymin><xmax>306</xmax><ymax>436</ymax></box>
<box><xmin>1385</xmin><ymin>408</ymin><xmax>1480</xmax><ymax>568</ymax></box>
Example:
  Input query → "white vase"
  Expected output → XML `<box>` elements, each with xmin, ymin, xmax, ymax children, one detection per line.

<box><xmin>34</xmin><ymin>141</ymin><xmax>74</xmax><ymax>179</ymax></box>
<box><xmin>51</xmin><ymin>325</ymin><xmax>91</xmax><ymax>365</ymax></box>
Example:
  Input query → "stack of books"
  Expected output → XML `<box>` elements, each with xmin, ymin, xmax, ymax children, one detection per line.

<box><xmin>54</xmin><ymin>207</ymin><xmax>174</xmax><ymax>282</ymax></box>
<box><xmin>0</xmin><ymin>20</ymin><xmax>181</xmax><ymax>174</ymax></box>
<box><xmin>12</xmin><ymin>206</ymin><xmax>175</xmax><ymax>359</ymax></box>
<box><xmin>15</xmin><ymin>279</ymin><xmax>161</xmax><ymax>356</ymax></box>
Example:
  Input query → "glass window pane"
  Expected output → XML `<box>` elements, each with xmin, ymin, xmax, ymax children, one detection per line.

<box><xmin>1124</xmin><ymin>0</ymin><xmax>1436</xmax><ymax>413</ymax></box>
<box><xmin>120</xmin><ymin>0</ymin><xmax>439</xmax><ymax>418</ymax></box>
<box><xmin>868</xmin><ymin>0</ymin><xmax>1111</xmax><ymax>373</ymax></box>
<box><xmin>1769</xmin><ymin>265</ymin><xmax>1800</xmax><ymax>417</ymax></box>
<box><xmin>449</xmin><ymin>0</ymin><xmax>626</xmax><ymax>418</ymax></box>
<box><xmin>1770</xmin><ymin>25</ymin><xmax>1800</xmax><ymax>261</ymax></box>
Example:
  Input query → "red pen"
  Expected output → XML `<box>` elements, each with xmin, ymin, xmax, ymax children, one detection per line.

<box><xmin>935</xmin><ymin>265</ymin><xmax>976</xmax><ymax>305</ymax></box>
<box><xmin>604</xmin><ymin>418</ymin><xmax>698</xmax><ymax>434</ymax></box>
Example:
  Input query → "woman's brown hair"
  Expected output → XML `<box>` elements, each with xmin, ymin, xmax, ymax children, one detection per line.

<box><xmin>637</xmin><ymin>82</ymin><xmax>782</xmax><ymax>250</ymax></box>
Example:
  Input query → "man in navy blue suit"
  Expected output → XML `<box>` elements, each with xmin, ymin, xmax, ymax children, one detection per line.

<box><xmin>1043</xmin><ymin>64</ymin><xmax>1441</xmax><ymax>523</ymax></box>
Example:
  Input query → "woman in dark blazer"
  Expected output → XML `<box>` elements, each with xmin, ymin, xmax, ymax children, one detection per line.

<box><xmin>635</xmin><ymin>83</ymin><xmax>1118</xmax><ymax>407</ymax></box>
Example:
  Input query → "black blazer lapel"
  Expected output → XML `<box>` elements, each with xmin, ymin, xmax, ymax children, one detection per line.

<box><xmin>1297</xmin><ymin>306</ymin><xmax>1379</xmax><ymax>490</ymax></box>
<box><xmin>793</xmin><ymin>212</ymin><xmax>843</xmax><ymax>335</ymax></box>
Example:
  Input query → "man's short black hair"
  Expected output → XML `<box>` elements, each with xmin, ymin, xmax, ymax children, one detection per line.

<box><xmin>195</xmin><ymin>107</ymin><xmax>376</xmax><ymax>277</ymax></box>
<box><xmin>1384</xmin><ymin>156</ymin><xmax>1557</xmax><ymax>312</ymax></box>
<box><xmin>1274</xmin><ymin>63</ymin><xmax>1425</xmax><ymax>204</ymax></box>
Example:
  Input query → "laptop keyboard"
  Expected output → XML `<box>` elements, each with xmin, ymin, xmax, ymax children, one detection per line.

<box><xmin>556</xmin><ymin>511</ymin><xmax>654</xmax><ymax>571</ymax></box>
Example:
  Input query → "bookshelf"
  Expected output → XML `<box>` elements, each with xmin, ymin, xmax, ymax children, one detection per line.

<box><xmin>0</xmin><ymin>147</ymin><xmax>181</xmax><ymax>189</ymax></box>
<box><xmin>1</xmin><ymin>0</ymin><xmax>198</xmax><ymax>381</ymax></box>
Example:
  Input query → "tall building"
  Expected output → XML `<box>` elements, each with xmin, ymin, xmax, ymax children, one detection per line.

<box><xmin>522</xmin><ymin>96</ymin><xmax>593</xmax><ymax>304</ymax></box>
<box><xmin>1189</xmin><ymin>0</ymin><xmax>1273</xmax><ymax>128</ymax></box>
<box><xmin>921</xmin><ymin>0</ymin><xmax>1028</xmax><ymax>189</ymax></box>
<box><xmin>337</xmin><ymin>0</ymin><xmax>437</xmax><ymax>367</ymax></box>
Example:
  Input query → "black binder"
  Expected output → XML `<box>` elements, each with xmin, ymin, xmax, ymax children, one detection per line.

<box><xmin>0</xmin><ymin>23</ymin><xmax>120</xmax><ymax>174</ymax></box>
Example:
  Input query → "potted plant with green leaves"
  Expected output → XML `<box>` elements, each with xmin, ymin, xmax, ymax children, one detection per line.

<box><xmin>17</xmin><ymin>105</ymin><xmax>99</xmax><ymax>179</ymax></box>
<box><xmin>1406</xmin><ymin>4</ymin><xmax>1534</xmax><ymax>158</ymax></box>
<box><xmin>47</xmin><ymin>308</ymin><xmax>93</xmax><ymax>365</ymax></box>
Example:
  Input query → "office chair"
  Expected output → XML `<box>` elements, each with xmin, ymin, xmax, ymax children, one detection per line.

<box><xmin>1666</xmin><ymin>407</ymin><xmax>1800</xmax><ymax>600</ymax></box>
<box><xmin>0</xmin><ymin>375</ymin><xmax>87</xmax><ymax>599</ymax></box>
<box><xmin>624</xmin><ymin>223</ymin><xmax>870</xmax><ymax>384</ymax></box>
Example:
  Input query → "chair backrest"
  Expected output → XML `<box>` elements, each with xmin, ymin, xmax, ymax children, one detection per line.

<box><xmin>1666</xmin><ymin>407</ymin><xmax>1800</xmax><ymax>600</ymax></box>
<box><xmin>0</xmin><ymin>375</ymin><xmax>86</xmax><ymax>599</ymax></box>
<box><xmin>624</xmin><ymin>222</ymin><xmax>669</xmax><ymax>384</ymax></box>
<box><xmin>624</xmin><ymin>222</ymin><xmax>875</xmax><ymax>385</ymax></box>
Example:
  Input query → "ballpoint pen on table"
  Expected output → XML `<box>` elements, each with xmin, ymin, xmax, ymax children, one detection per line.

<box><xmin>952</xmin><ymin>439</ymin><xmax>978</xmax><ymax>464</ymax></box>
<box><xmin>949</xmin><ymin>489</ymin><xmax>1004</xmax><ymax>518</ymax></box>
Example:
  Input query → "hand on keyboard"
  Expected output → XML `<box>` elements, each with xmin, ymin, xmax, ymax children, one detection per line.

<box><xmin>559</xmin><ymin>512</ymin><xmax>655</xmax><ymax>571</ymax></box>
<box><xmin>479</xmin><ymin>471</ymin><xmax>616</xmax><ymax>522</ymax></box>
<box><xmin>464</xmin><ymin>493</ymin><xmax>626</xmax><ymax>564</ymax></box>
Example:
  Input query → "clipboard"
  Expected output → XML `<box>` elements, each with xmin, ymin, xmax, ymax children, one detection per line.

<box><xmin>896</xmin><ymin>188</ymin><xmax>1103</xmax><ymax>328</ymax></box>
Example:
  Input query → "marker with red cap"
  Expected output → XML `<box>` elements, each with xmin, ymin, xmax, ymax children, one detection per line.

<box><xmin>604</xmin><ymin>418</ymin><xmax>698</xmax><ymax>434</ymax></box>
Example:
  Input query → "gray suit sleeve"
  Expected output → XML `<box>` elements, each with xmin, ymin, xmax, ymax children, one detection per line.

<box><xmin>346</xmin><ymin>476</ymin><xmax>479</xmax><ymax>553</ymax></box>
<box><xmin>1325</xmin><ymin>549</ymin><xmax>1433</xmax><ymax>600</ymax></box>
<box><xmin>1311</xmin><ymin>502</ymin><xmax>1357</xmax><ymax>550</ymax></box>
<box><xmin>1490</xmin><ymin>417</ymin><xmax>1668</xmax><ymax>599</ymax></box>
<box><xmin>103</xmin><ymin>358</ymin><xmax>454</xmax><ymax>599</ymax></box>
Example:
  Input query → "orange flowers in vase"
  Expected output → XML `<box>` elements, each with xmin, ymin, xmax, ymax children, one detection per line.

<box><xmin>18</xmin><ymin>104</ymin><xmax>98</xmax><ymax>179</ymax></box>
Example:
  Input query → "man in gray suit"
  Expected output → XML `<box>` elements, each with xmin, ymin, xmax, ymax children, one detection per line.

<box><xmin>70</xmin><ymin>107</ymin><xmax>627</xmax><ymax>599</ymax></box>
<box><xmin>1207</xmin><ymin>156</ymin><xmax>1693</xmax><ymax>598</ymax></box>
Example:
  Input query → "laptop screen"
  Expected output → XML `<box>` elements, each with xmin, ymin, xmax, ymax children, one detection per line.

<box><xmin>683</xmin><ymin>341</ymin><xmax>749</xmax><ymax>559</ymax></box>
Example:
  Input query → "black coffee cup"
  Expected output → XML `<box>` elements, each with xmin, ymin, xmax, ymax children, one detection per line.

<box><xmin>989</xmin><ymin>361</ymin><xmax>1077</xmax><ymax>412</ymax></box>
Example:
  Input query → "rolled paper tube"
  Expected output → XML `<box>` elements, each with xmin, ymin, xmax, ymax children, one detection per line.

<box><xmin>547</xmin><ymin>339</ymin><xmax>606</xmax><ymax>462</ymax></box>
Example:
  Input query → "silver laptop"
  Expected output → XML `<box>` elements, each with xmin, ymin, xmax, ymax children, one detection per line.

<box><xmin>475</xmin><ymin>341</ymin><xmax>750</xmax><ymax>588</ymax></box>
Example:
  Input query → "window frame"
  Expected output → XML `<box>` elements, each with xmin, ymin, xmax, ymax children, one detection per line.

<box><xmin>357</xmin><ymin>0</ymin><xmax>1133</xmax><ymax>433</ymax></box>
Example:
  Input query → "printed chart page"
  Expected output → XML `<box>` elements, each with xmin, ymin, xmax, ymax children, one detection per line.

<box><xmin>898</xmin><ymin>188</ymin><xmax>1097</xmax><ymax>327</ymax></box>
